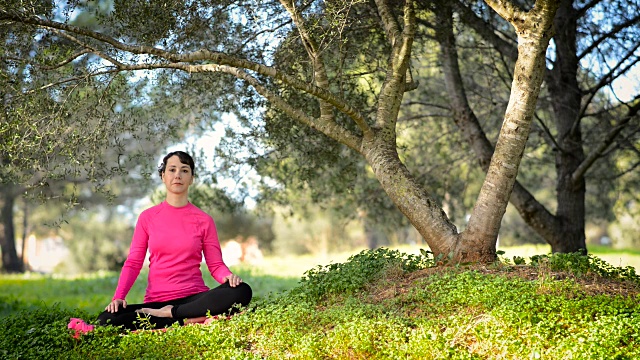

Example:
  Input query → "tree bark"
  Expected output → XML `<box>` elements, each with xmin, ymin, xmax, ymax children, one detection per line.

<box><xmin>446</xmin><ymin>0</ymin><xmax>629</xmax><ymax>254</ymax></box>
<box><xmin>436</xmin><ymin>1</ymin><xmax>567</xmax><ymax>250</ymax></box>
<box><xmin>362</xmin><ymin>136</ymin><xmax>459</xmax><ymax>256</ymax></box>
<box><xmin>0</xmin><ymin>185</ymin><xmax>23</xmax><ymax>273</ymax></box>
<box><xmin>545</xmin><ymin>0</ymin><xmax>586</xmax><ymax>253</ymax></box>
<box><xmin>462</xmin><ymin>0</ymin><xmax>559</xmax><ymax>258</ymax></box>
<box><xmin>20</xmin><ymin>199</ymin><xmax>28</xmax><ymax>267</ymax></box>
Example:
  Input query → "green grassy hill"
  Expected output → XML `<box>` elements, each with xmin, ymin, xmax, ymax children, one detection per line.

<box><xmin>1</xmin><ymin>248</ymin><xmax>639</xmax><ymax>359</ymax></box>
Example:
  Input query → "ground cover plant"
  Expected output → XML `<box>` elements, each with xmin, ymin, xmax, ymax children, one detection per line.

<box><xmin>1</xmin><ymin>248</ymin><xmax>639</xmax><ymax>359</ymax></box>
<box><xmin>0</xmin><ymin>265</ymin><xmax>300</xmax><ymax>317</ymax></box>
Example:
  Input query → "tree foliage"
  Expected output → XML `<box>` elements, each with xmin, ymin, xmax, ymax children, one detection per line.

<box><xmin>0</xmin><ymin>0</ymin><xmax>199</xmax><ymax>272</ymax></box>
<box><xmin>1</xmin><ymin>0</ymin><xmax>574</xmax><ymax>263</ymax></box>
<box><xmin>222</xmin><ymin>0</ymin><xmax>640</xmax><ymax>250</ymax></box>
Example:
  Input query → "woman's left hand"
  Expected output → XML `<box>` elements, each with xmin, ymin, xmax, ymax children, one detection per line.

<box><xmin>223</xmin><ymin>274</ymin><xmax>243</xmax><ymax>287</ymax></box>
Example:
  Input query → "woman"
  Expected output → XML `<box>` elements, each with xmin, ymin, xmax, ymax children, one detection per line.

<box><xmin>95</xmin><ymin>151</ymin><xmax>252</xmax><ymax>330</ymax></box>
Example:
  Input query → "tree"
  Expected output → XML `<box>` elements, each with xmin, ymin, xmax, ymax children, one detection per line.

<box><xmin>243</xmin><ymin>0</ymin><xmax>640</xmax><ymax>252</ymax></box>
<box><xmin>1</xmin><ymin>0</ymin><xmax>560</xmax><ymax>263</ymax></box>
<box><xmin>433</xmin><ymin>0</ymin><xmax>640</xmax><ymax>252</ymax></box>
<box><xmin>0</xmin><ymin>1</ymin><xmax>191</xmax><ymax>272</ymax></box>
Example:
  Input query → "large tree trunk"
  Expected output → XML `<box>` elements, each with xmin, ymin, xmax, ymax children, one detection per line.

<box><xmin>432</xmin><ymin>4</ymin><xmax>499</xmax><ymax>262</ymax></box>
<box><xmin>362</xmin><ymin>137</ymin><xmax>460</xmax><ymax>256</ymax></box>
<box><xmin>20</xmin><ymin>199</ymin><xmax>29</xmax><ymax>267</ymax></box>
<box><xmin>461</xmin><ymin>0</ymin><xmax>559</xmax><ymax>259</ymax></box>
<box><xmin>546</xmin><ymin>0</ymin><xmax>587</xmax><ymax>253</ymax></box>
<box><xmin>362</xmin><ymin>0</ymin><xmax>559</xmax><ymax>263</ymax></box>
<box><xmin>439</xmin><ymin>0</ymin><xmax>585</xmax><ymax>253</ymax></box>
<box><xmin>0</xmin><ymin>185</ymin><xmax>23</xmax><ymax>273</ymax></box>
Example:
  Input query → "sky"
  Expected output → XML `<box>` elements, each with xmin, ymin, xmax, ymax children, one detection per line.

<box><xmin>611</xmin><ymin>70</ymin><xmax>639</xmax><ymax>102</ymax></box>
<box><xmin>164</xmin><ymin>113</ymin><xmax>259</xmax><ymax>209</ymax></box>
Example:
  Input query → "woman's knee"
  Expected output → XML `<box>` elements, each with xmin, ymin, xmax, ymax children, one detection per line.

<box><xmin>235</xmin><ymin>282</ymin><xmax>252</xmax><ymax>305</ymax></box>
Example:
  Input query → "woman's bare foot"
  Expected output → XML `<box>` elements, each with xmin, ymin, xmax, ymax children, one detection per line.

<box><xmin>136</xmin><ymin>305</ymin><xmax>173</xmax><ymax>318</ymax></box>
<box><xmin>183</xmin><ymin>316</ymin><xmax>207</xmax><ymax>324</ymax></box>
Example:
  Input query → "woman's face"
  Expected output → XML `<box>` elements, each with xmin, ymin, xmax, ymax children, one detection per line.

<box><xmin>161</xmin><ymin>155</ymin><xmax>194</xmax><ymax>195</ymax></box>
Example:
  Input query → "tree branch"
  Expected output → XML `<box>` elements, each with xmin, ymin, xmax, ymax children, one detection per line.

<box><xmin>39</xmin><ymin>48</ymin><xmax>91</xmax><ymax>70</ymax></box>
<box><xmin>452</xmin><ymin>0</ymin><xmax>518</xmax><ymax>62</ymax></box>
<box><xmin>49</xmin><ymin>28</ymin><xmax>126</xmax><ymax>68</ymax></box>
<box><xmin>571</xmin><ymin>44</ymin><xmax>640</xmax><ymax>136</ymax></box>
<box><xmin>20</xmin><ymin>68</ymin><xmax>119</xmax><ymax>95</ymax></box>
<box><xmin>533</xmin><ymin>112</ymin><xmax>561</xmax><ymax>152</ymax></box>
<box><xmin>279</xmin><ymin>0</ymin><xmax>374</xmax><ymax>139</ymax></box>
<box><xmin>607</xmin><ymin>159</ymin><xmax>640</xmax><ymax>180</ymax></box>
<box><xmin>585</xmin><ymin>52</ymin><xmax>640</xmax><ymax>98</ymax></box>
<box><xmin>373</xmin><ymin>0</ymin><xmax>402</xmax><ymax>47</ymax></box>
<box><xmin>113</xmin><ymin>61</ymin><xmax>363</xmax><ymax>150</ymax></box>
<box><xmin>2</xmin><ymin>9</ymin><xmax>373</xmax><ymax>140</ymax></box>
<box><xmin>373</xmin><ymin>0</ymin><xmax>416</xmax><ymax>130</ymax></box>
<box><xmin>572</xmin><ymin>99</ymin><xmax>640</xmax><ymax>184</ymax></box>
<box><xmin>186</xmin><ymin>50</ymin><xmax>371</xmax><ymax>134</ymax></box>
<box><xmin>1</xmin><ymin>10</ymin><xmax>182</xmax><ymax>62</ymax></box>
<box><xmin>482</xmin><ymin>0</ymin><xmax>526</xmax><ymax>31</ymax></box>
<box><xmin>577</xmin><ymin>12</ymin><xmax>640</xmax><ymax>61</ymax></box>
<box><xmin>574</xmin><ymin>0</ymin><xmax>604</xmax><ymax>18</ymax></box>
<box><xmin>207</xmin><ymin>65</ymin><xmax>362</xmax><ymax>151</ymax></box>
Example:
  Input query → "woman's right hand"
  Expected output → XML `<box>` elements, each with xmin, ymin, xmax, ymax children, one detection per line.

<box><xmin>106</xmin><ymin>299</ymin><xmax>127</xmax><ymax>313</ymax></box>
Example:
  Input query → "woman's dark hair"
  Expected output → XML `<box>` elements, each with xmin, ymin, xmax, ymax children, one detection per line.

<box><xmin>158</xmin><ymin>151</ymin><xmax>195</xmax><ymax>178</ymax></box>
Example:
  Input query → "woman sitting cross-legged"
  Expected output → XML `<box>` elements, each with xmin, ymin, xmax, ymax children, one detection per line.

<box><xmin>94</xmin><ymin>151</ymin><xmax>252</xmax><ymax>331</ymax></box>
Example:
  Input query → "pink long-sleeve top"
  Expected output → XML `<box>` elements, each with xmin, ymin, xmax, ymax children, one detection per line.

<box><xmin>113</xmin><ymin>201</ymin><xmax>232</xmax><ymax>303</ymax></box>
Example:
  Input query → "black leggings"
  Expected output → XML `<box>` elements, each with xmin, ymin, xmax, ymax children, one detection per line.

<box><xmin>97</xmin><ymin>282</ymin><xmax>252</xmax><ymax>330</ymax></box>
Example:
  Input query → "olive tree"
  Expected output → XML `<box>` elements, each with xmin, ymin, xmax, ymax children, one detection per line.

<box><xmin>1</xmin><ymin>0</ymin><xmax>560</xmax><ymax>262</ymax></box>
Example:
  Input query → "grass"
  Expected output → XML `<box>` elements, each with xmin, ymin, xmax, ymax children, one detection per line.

<box><xmin>1</xmin><ymin>246</ymin><xmax>640</xmax><ymax>359</ymax></box>
<box><xmin>0</xmin><ymin>265</ymin><xmax>300</xmax><ymax>316</ymax></box>
<box><xmin>497</xmin><ymin>244</ymin><xmax>640</xmax><ymax>270</ymax></box>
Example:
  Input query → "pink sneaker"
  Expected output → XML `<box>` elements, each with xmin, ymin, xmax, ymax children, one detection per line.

<box><xmin>68</xmin><ymin>318</ymin><xmax>95</xmax><ymax>339</ymax></box>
